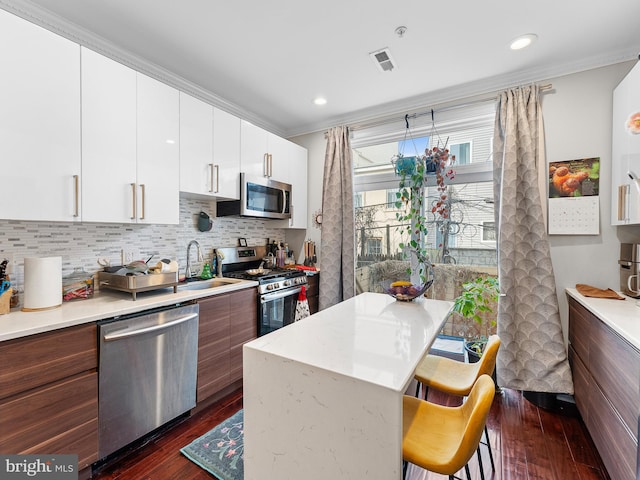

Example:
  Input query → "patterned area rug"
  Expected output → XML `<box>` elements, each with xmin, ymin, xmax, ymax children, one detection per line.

<box><xmin>181</xmin><ymin>409</ymin><xmax>244</xmax><ymax>480</ymax></box>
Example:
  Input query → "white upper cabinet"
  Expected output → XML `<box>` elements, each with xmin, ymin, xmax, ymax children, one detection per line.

<box><xmin>266</xmin><ymin>133</ymin><xmax>290</xmax><ymax>181</ymax></box>
<box><xmin>287</xmin><ymin>142</ymin><xmax>308</xmax><ymax>229</ymax></box>
<box><xmin>213</xmin><ymin>107</ymin><xmax>241</xmax><ymax>200</ymax></box>
<box><xmin>136</xmin><ymin>73</ymin><xmax>180</xmax><ymax>224</ymax></box>
<box><xmin>275</xmin><ymin>141</ymin><xmax>308</xmax><ymax>229</ymax></box>
<box><xmin>179</xmin><ymin>92</ymin><xmax>214</xmax><ymax>196</ymax></box>
<box><xmin>179</xmin><ymin>94</ymin><xmax>241</xmax><ymax>200</ymax></box>
<box><xmin>81</xmin><ymin>47</ymin><xmax>137</xmax><ymax>223</ymax></box>
<box><xmin>0</xmin><ymin>10</ymin><xmax>81</xmax><ymax>222</ymax></box>
<box><xmin>239</xmin><ymin>120</ymin><xmax>301</xmax><ymax>182</ymax></box>
<box><xmin>611</xmin><ymin>62</ymin><xmax>640</xmax><ymax>225</ymax></box>
<box><xmin>82</xmin><ymin>48</ymin><xmax>180</xmax><ymax>224</ymax></box>
<box><xmin>240</xmin><ymin>120</ymin><xmax>270</xmax><ymax>177</ymax></box>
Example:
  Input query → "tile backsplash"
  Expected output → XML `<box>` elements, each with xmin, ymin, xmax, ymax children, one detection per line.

<box><xmin>0</xmin><ymin>196</ymin><xmax>286</xmax><ymax>288</ymax></box>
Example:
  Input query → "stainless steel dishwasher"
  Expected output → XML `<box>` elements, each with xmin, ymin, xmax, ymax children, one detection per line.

<box><xmin>98</xmin><ymin>303</ymin><xmax>199</xmax><ymax>459</ymax></box>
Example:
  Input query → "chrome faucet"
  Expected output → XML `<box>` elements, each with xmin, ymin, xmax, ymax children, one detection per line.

<box><xmin>185</xmin><ymin>240</ymin><xmax>203</xmax><ymax>279</ymax></box>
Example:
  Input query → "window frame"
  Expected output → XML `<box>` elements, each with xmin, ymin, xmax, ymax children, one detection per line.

<box><xmin>366</xmin><ymin>237</ymin><xmax>383</xmax><ymax>255</ymax></box>
<box><xmin>481</xmin><ymin>220</ymin><xmax>497</xmax><ymax>245</ymax></box>
<box><xmin>352</xmin><ymin>104</ymin><xmax>495</xmax><ymax>193</ymax></box>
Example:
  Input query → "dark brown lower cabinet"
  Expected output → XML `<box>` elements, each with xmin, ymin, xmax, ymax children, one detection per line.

<box><xmin>197</xmin><ymin>288</ymin><xmax>257</xmax><ymax>403</ymax></box>
<box><xmin>0</xmin><ymin>323</ymin><xmax>98</xmax><ymax>470</ymax></box>
<box><xmin>568</xmin><ymin>295</ymin><xmax>639</xmax><ymax>480</ymax></box>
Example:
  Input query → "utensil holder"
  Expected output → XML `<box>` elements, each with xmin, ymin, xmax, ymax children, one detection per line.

<box><xmin>0</xmin><ymin>288</ymin><xmax>12</xmax><ymax>315</ymax></box>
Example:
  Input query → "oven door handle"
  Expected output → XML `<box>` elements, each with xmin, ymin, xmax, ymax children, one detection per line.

<box><xmin>260</xmin><ymin>287</ymin><xmax>302</xmax><ymax>303</ymax></box>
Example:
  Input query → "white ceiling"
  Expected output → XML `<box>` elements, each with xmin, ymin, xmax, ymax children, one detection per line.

<box><xmin>7</xmin><ymin>0</ymin><xmax>640</xmax><ymax>137</ymax></box>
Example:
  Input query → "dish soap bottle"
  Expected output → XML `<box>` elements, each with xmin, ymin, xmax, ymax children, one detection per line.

<box><xmin>200</xmin><ymin>262</ymin><xmax>212</xmax><ymax>280</ymax></box>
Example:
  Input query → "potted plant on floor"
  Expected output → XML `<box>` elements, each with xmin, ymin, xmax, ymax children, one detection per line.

<box><xmin>452</xmin><ymin>276</ymin><xmax>500</xmax><ymax>362</ymax></box>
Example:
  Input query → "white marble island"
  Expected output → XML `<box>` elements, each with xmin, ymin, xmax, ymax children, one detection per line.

<box><xmin>243</xmin><ymin>292</ymin><xmax>453</xmax><ymax>480</ymax></box>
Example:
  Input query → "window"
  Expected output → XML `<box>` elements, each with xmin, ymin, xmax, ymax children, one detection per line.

<box><xmin>351</xmin><ymin>102</ymin><xmax>497</xmax><ymax>295</ymax></box>
<box><xmin>385</xmin><ymin>189</ymin><xmax>398</xmax><ymax>209</ymax></box>
<box><xmin>366</xmin><ymin>238</ymin><xmax>382</xmax><ymax>255</ymax></box>
<box><xmin>449</xmin><ymin>142</ymin><xmax>471</xmax><ymax>165</ymax></box>
<box><xmin>482</xmin><ymin>221</ymin><xmax>496</xmax><ymax>243</ymax></box>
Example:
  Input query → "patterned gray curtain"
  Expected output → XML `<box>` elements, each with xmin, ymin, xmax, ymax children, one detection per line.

<box><xmin>319</xmin><ymin>126</ymin><xmax>355</xmax><ymax>310</ymax></box>
<box><xmin>493</xmin><ymin>86</ymin><xmax>574</xmax><ymax>394</ymax></box>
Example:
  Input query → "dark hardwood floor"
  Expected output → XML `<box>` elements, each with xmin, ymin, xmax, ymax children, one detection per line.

<box><xmin>92</xmin><ymin>387</ymin><xmax>610</xmax><ymax>480</ymax></box>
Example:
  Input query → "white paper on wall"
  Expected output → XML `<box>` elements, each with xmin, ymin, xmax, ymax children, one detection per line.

<box><xmin>548</xmin><ymin>196</ymin><xmax>600</xmax><ymax>235</ymax></box>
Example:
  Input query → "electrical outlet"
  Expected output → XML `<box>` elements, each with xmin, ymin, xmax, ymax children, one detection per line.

<box><xmin>121</xmin><ymin>249</ymin><xmax>135</xmax><ymax>265</ymax></box>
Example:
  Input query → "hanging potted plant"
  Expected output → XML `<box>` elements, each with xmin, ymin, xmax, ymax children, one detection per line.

<box><xmin>380</xmin><ymin>146</ymin><xmax>455</xmax><ymax>301</ymax></box>
<box><xmin>452</xmin><ymin>276</ymin><xmax>500</xmax><ymax>362</ymax></box>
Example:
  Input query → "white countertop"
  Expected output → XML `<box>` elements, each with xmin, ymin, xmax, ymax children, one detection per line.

<box><xmin>566</xmin><ymin>288</ymin><xmax>640</xmax><ymax>350</ymax></box>
<box><xmin>0</xmin><ymin>278</ymin><xmax>258</xmax><ymax>342</ymax></box>
<box><xmin>244</xmin><ymin>292</ymin><xmax>454</xmax><ymax>392</ymax></box>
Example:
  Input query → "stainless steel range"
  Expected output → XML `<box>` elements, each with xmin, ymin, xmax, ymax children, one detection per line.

<box><xmin>216</xmin><ymin>246</ymin><xmax>307</xmax><ymax>336</ymax></box>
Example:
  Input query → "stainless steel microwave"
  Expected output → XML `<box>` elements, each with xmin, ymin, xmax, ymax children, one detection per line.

<box><xmin>216</xmin><ymin>173</ymin><xmax>292</xmax><ymax>219</ymax></box>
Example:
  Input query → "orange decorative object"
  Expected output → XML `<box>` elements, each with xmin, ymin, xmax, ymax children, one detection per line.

<box><xmin>551</xmin><ymin>166</ymin><xmax>589</xmax><ymax>196</ymax></box>
<box><xmin>627</xmin><ymin>112</ymin><xmax>640</xmax><ymax>135</ymax></box>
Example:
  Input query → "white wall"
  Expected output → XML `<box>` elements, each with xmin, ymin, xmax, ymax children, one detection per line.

<box><xmin>545</xmin><ymin>60</ymin><xmax>640</xmax><ymax>339</ymax></box>
<box><xmin>291</xmin><ymin>60</ymin><xmax>640</xmax><ymax>340</ymax></box>
<box><xmin>286</xmin><ymin>133</ymin><xmax>326</xmax><ymax>263</ymax></box>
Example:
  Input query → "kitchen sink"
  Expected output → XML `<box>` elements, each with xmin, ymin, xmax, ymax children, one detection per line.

<box><xmin>177</xmin><ymin>278</ymin><xmax>239</xmax><ymax>291</ymax></box>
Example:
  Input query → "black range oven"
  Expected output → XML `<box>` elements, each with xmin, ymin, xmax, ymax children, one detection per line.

<box><xmin>216</xmin><ymin>246</ymin><xmax>307</xmax><ymax>336</ymax></box>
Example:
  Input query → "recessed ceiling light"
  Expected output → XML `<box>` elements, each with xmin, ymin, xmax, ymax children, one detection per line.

<box><xmin>313</xmin><ymin>97</ymin><xmax>327</xmax><ymax>106</ymax></box>
<box><xmin>510</xmin><ymin>33</ymin><xmax>538</xmax><ymax>50</ymax></box>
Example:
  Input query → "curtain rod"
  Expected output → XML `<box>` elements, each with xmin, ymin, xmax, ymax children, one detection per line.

<box><xmin>343</xmin><ymin>83</ymin><xmax>553</xmax><ymax>133</ymax></box>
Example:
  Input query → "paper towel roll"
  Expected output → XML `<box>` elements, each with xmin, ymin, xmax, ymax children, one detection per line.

<box><xmin>23</xmin><ymin>256</ymin><xmax>62</xmax><ymax>311</ymax></box>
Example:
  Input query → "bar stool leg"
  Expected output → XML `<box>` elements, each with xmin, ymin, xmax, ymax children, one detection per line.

<box><xmin>476</xmin><ymin>446</ymin><xmax>486</xmax><ymax>480</ymax></box>
<box><xmin>414</xmin><ymin>381</ymin><xmax>429</xmax><ymax>400</ymax></box>
<box><xmin>483</xmin><ymin>425</ymin><xmax>495</xmax><ymax>471</ymax></box>
<box><xmin>464</xmin><ymin>464</ymin><xmax>472</xmax><ymax>480</ymax></box>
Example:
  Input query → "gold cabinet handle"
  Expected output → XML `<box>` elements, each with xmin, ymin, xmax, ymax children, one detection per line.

<box><xmin>209</xmin><ymin>163</ymin><xmax>215</xmax><ymax>192</ymax></box>
<box><xmin>263</xmin><ymin>153</ymin><xmax>269</xmax><ymax>177</ymax></box>
<box><xmin>139</xmin><ymin>184</ymin><xmax>145</xmax><ymax>220</ymax></box>
<box><xmin>131</xmin><ymin>183</ymin><xmax>137</xmax><ymax>220</ymax></box>
<box><xmin>73</xmin><ymin>174</ymin><xmax>79</xmax><ymax>217</ymax></box>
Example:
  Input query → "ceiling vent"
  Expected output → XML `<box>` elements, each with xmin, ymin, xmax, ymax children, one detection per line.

<box><xmin>369</xmin><ymin>47</ymin><xmax>396</xmax><ymax>72</ymax></box>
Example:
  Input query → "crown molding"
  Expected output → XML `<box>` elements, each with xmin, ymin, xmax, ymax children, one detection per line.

<box><xmin>2</xmin><ymin>0</ymin><xmax>637</xmax><ymax>140</ymax></box>
<box><xmin>287</xmin><ymin>47</ymin><xmax>639</xmax><ymax>138</ymax></box>
<box><xmin>0</xmin><ymin>0</ymin><xmax>287</xmax><ymax>137</ymax></box>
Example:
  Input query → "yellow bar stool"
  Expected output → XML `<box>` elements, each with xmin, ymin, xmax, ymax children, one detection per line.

<box><xmin>403</xmin><ymin>374</ymin><xmax>496</xmax><ymax>480</ymax></box>
<box><xmin>414</xmin><ymin>334</ymin><xmax>501</xmax><ymax>475</ymax></box>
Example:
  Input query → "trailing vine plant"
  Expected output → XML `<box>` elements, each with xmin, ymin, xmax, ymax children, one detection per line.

<box><xmin>393</xmin><ymin>145</ymin><xmax>455</xmax><ymax>284</ymax></box>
